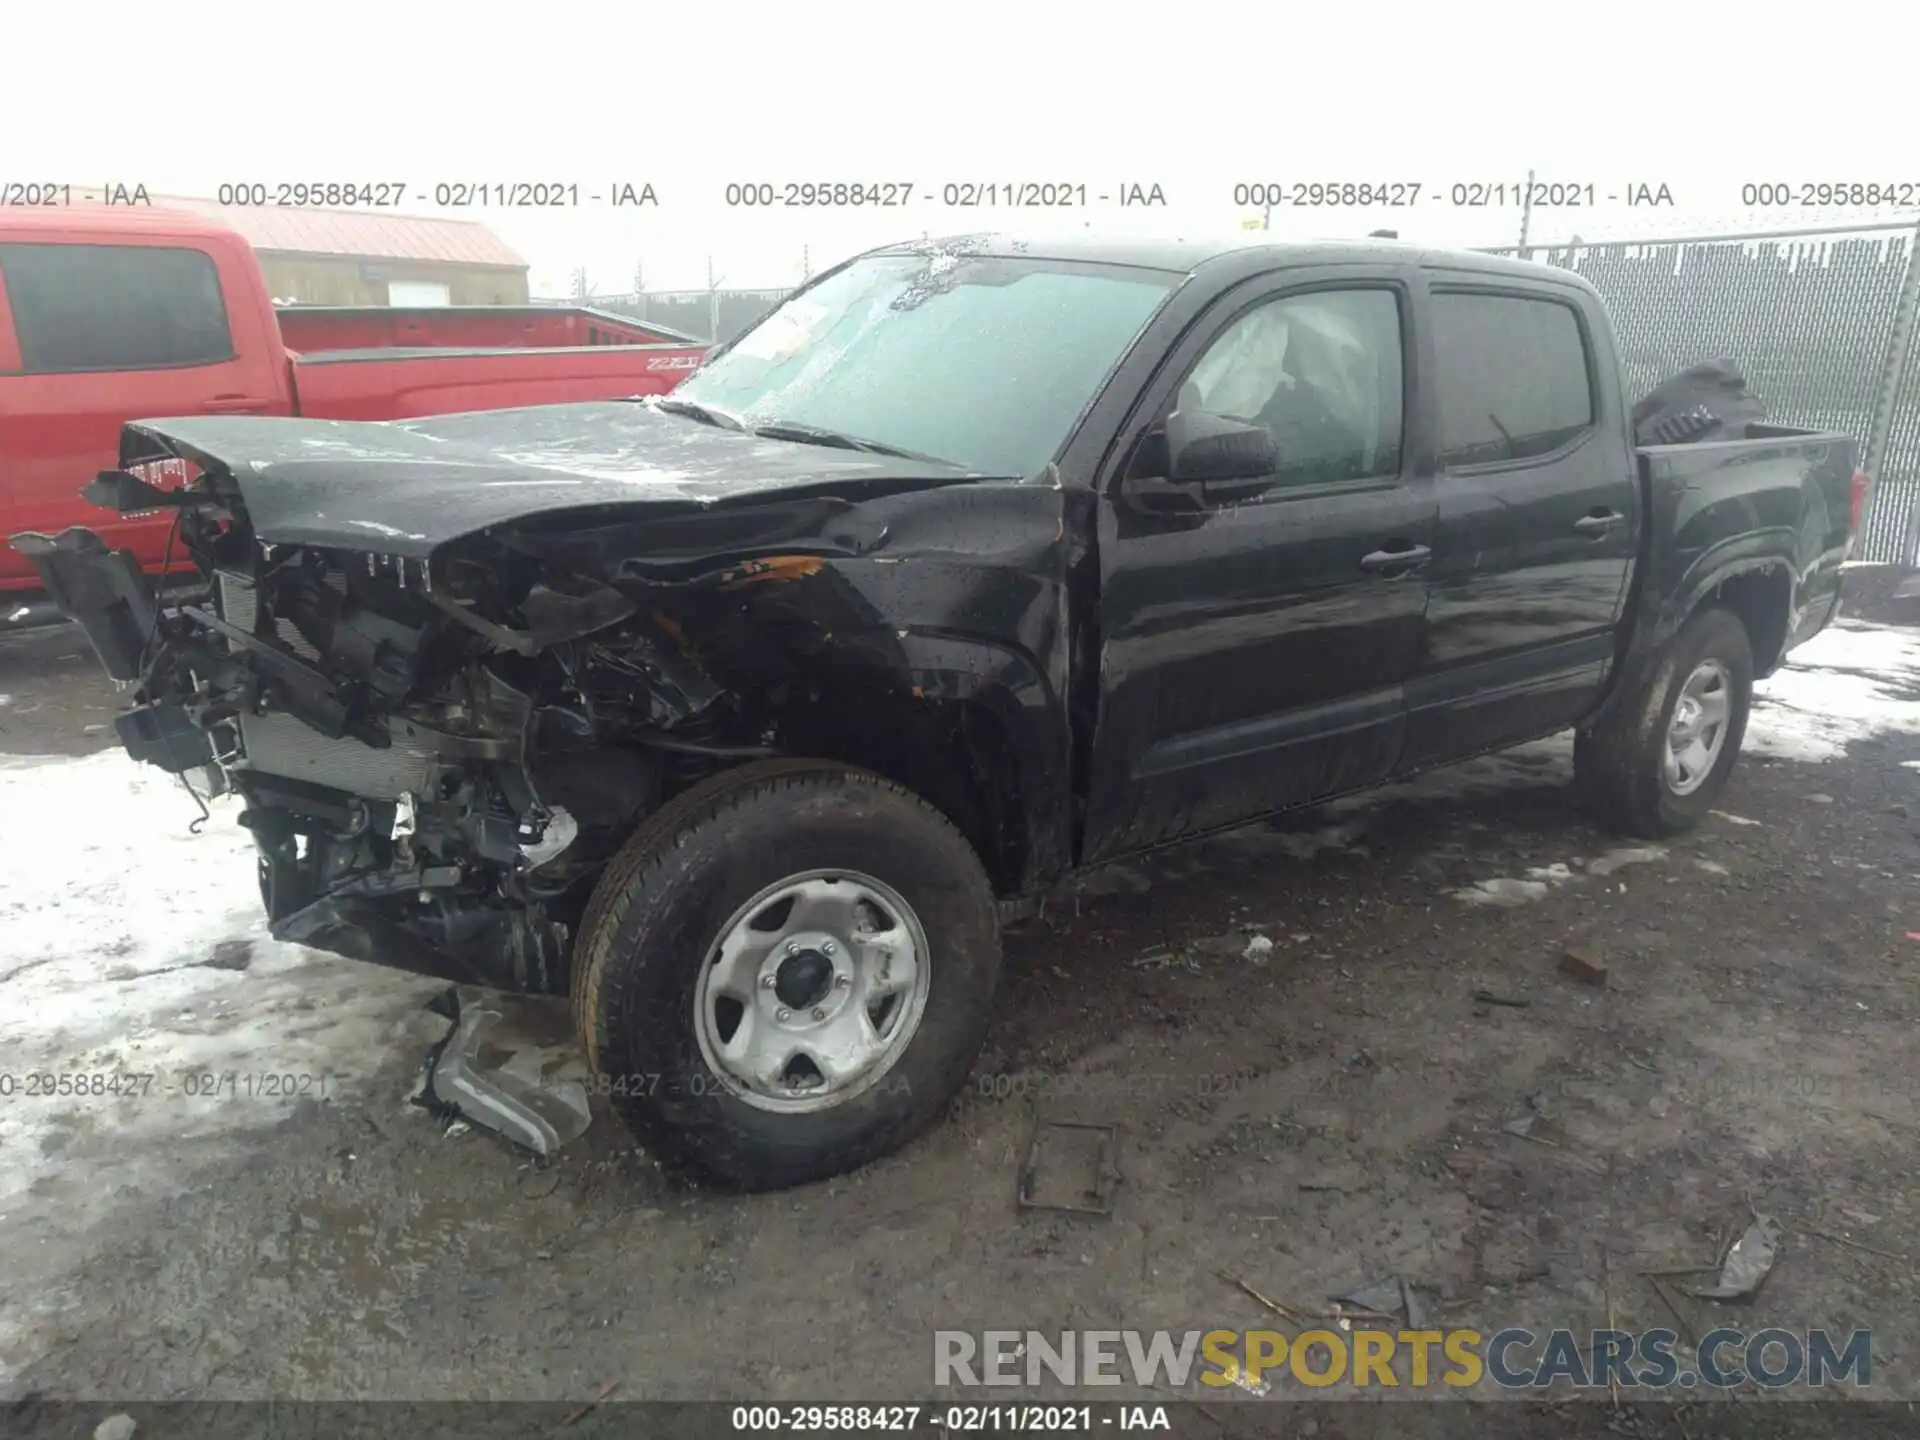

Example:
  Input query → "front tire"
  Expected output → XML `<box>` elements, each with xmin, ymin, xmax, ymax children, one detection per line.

<box><xmin>1575</xmin><ymin>605</ymin><xmax>1754</xmax><ymax>838</ymax></box>
<box><xmin>571</xmin><ymin>759</ymin><xmax>1002</xmax><ymax>1191</ymax></box>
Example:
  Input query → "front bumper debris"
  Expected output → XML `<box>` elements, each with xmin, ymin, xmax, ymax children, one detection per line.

<box><xmin>413</xmin><ymin>988</ymin><xmax>592</xmax><ymax>1158</ymax></box>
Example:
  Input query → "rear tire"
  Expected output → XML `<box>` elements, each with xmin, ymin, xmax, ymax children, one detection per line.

<box><xmin>571</xmin><ymin>759</ymin><xmax>1001</xmax><ymax>1191</ymax></box>
<box><xmin>1575</xmin><ymin>605</ymin><xmax>1754</xmax><ymax>838</ymax></box>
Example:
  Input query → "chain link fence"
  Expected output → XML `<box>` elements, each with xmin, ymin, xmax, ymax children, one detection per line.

<box><xmin>1487</xmin><ymin>220</ymin><xmax>1920</xmax><ymax>565</ymax></box>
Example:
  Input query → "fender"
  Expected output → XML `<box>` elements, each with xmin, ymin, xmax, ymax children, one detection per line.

<box><xmin>891</xmin><ymin>628</ymin><xmax>1074</xmax><ymax>890</ymax></box>
<box><xmin>1588</xmin><ymin>540</ymin><xmax>1798</xmax><ymax>733</ymax></box>
<box><xmin>1655</xmin><ymin>535</ymin><xmax>1801</xmax><ymax>661</ymax></box>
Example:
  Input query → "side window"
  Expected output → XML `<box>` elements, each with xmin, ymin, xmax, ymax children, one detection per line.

<box><xmin>1182</xmin><ymin>288</ymin><xmax>1404</xmax><ymax>487</ymax></box>
<box><xmin>0</xmin><ymin>243</ymin><xmax>234</xmax><ymax>374</ymax></box>
<box><xmin>1432</xmin><ymin>291</ymin><xmax>1594</xmax><ymax>466</ymax></box>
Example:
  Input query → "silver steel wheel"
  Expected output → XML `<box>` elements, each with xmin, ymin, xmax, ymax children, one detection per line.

<box><xmin>693</xmin><ymin>869</ymin><xmax>931</xmax><ymax>1114</ymax></box>
<box><xmin>1662</xmin><ymin>658</ymin><xmax>1733</xmax><ymax>797</ymax></box>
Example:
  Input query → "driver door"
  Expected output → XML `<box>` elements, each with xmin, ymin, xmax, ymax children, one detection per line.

<box><xmin>1081</xmin><ymin>270</ymin><xmax>1438</xmax><ymax>863</ymax></box>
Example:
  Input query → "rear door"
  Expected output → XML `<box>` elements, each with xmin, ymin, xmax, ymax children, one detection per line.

<box><xmin>1398</xmin><ymin>277</ymin><xmax>1638</xmax><ymax>771</ymax></box>
<box><xmin>0</xmin><ymin>238</ymin><xmax>287</xmax><ymax>586</ymax></box>
<box><xmin>1083</xmin><ymin>267</ymin><xmax>1438</xmax><ymax>862</ymax></box>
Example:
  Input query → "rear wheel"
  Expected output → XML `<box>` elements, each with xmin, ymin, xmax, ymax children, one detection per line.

<box><xmin>571</xmin><ymin>759</ymin><xmax>1001</xmax><ymax>1190</ymax></box>
<box><xmin>1575</xmin><ymin>605</ymin><xmax>1754</xmax><ymax>837</ymax></box>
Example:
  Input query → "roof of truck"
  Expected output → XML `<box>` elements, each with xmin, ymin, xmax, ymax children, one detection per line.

<box><xmin>870</xmin><ymin>232</ymin><xmax>1580</xmax><ymax>285</ymax></box>
<box><xmin>0</xmin><ymin>205</ymin><xmax>242</xmax><ymax>242</ymax></box>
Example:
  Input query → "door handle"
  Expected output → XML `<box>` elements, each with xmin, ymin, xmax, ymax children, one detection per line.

<box><xmin>1572</xmin><ymin>509</ymin><xmax>1625</xmax><ymax>538</ymax></box>
<box><xmin>1359</xmin><ymin>543</ymin><xmax>1431</xmax><ymax>575</ymax></box>
<box><xmin>205</xmin><ymin>394</ymin><xmax>270</xmax><ymax>413</ymax></box>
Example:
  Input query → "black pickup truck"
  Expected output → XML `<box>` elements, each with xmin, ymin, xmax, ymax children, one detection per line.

<box><xmin>15</xmin><ymin>234</ymin><xmax>1863</xmax><ymax>1191</ymax></box>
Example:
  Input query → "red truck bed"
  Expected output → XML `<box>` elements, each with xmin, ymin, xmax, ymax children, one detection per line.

<box><xmin>288</xmin><ymin>343</ymin><xmax>705</xmax><ymax>421</ymax></box>
<box><xmin>275</xmin><ymin>304</ymin><xmax>700</xmax><ymax>354</ymax></box>
<box><xmin>0</xmin><ymin>206</ymin><xmax>708</xmax><ymax>610</ymax></box>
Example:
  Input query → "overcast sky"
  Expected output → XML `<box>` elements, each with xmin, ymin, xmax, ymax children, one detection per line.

<box><xmin>15</xmin><ymin>0</ymin><xmax>1915</xmax><ymax>296</ymax></box>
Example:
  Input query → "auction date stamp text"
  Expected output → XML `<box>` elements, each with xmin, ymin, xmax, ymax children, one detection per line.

<box><xmin>1</xmin><ymin>1071</ymin><xmax>339</xmax><ymax>1101</ymax></box>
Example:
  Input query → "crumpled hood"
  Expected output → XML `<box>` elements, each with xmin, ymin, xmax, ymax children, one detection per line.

<box><xmin>120</xmin><ymin>402</ymin><xmax>985</xmax><ymax>558</ymax></box>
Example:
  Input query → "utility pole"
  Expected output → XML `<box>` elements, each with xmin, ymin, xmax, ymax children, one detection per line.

<box><xmin>706</xmin><ymin>256</ymin><xmax>723</xmax><ymax>343</ymax></box>
<box><xmin>802</xmin><ymin>244</ymin><xmax>811</xmax><ymax>281</ymax></box>
<box><xmin>1517</xmin><ymin>167</ymin><xmax>1536</xmax><ymax>256</ymax></box>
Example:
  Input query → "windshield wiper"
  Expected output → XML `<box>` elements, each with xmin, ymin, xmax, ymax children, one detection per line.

<box><xmin>650</xmin><ymin>397</ymin><xmax>747</xmax><ymax>431</ymax></box>
<box><xmin>752</xmin><ymin>421</ymin><xmax>960</xmax><ymax>467</ymax></box>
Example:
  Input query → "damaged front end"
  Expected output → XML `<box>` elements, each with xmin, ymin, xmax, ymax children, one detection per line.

<box><xmin>16</xmin><ymin>434</ymin><xmax>799</xmax><ymax>994</ymax></box>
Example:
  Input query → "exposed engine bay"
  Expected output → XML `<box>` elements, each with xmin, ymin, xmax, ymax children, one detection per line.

<box><xmin>39</xmin><ymin>517</ymin><xmax>777</xmax><ymax>994</ymax></box>
<box><xmin>16</xmin><ymin>406</ymin><xmax>1048</xmax><ymax>995</ymax></box>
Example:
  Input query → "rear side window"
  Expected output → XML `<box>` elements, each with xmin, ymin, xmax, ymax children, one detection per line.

<box><xmin>1433</xmin><ymin>291</ymin><xmax>1594</xmax><ymax>466</ymax></box>
<box><xmin>0</xmin><ymin>243</ymin><xmax>234</xmax><ymax>374</ymax></box>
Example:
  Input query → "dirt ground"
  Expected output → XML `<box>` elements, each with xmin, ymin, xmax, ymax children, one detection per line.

<box><xmin>3</xmin><ymin>584</ymin><xmax>1919</xmax><ymax>1434</ymax></box>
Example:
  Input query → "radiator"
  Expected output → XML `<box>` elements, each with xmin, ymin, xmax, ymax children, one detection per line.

<box><xmin>217</xmin><ymin>572</ymin><xmax>439</xmax><ymax>800</ymax></box>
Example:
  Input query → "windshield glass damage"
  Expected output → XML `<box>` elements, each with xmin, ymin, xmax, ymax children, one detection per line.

<box><xmin>672</xmin><ymin>250</ymin><xmax>1179</xmax><ymax>476</ymax></box>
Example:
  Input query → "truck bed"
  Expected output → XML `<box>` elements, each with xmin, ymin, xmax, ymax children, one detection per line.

<box><xmin>1629</xmin><ymin>422</ymin><xmax>1858</xmax><ymax>671</ymax></box>
<box><xmin>275</xmin><ymin>304</ymin><xmax>699</xmax><ymax>354</ymax></box>
<box><xmin>288</xmin><ymin>342</ymin><xmax>705</xmax><ymax>421</ymax></box>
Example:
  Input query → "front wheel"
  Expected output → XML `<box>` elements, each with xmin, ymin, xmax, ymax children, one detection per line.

<box><xmin>1575</xmin><ymin>605</ymin><xmax>1754</xmax><ymax>838</ymax></box>
<box><xmin>571</xmin><ymin>759</ymin><xmax>1002</xmax><ymax>1191</ymax></box>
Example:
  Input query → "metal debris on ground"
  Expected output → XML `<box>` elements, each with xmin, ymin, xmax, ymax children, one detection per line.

<box><xmin>1685</xmin><ymin>1215</ymin><xmax>1781</xmax><ymax>1301</ymax></box>
<box><xmin>1017</xmin><ymin>1118</ymin><xmax>1121</xmax><ymax>1215</ymax></box>
<box><xmin>1337</xmin><ymin>1277</ymin><xmax>1406</xmax><ymax>1316</ymax></box>
<box><xmin>413</xmin><ymin>988</ymin><xmax>592</xmax><ymax>1158</ymax></box>
<box><xmin>1473</xmin><ymin>988</ymin><xmax>1530</xmax><ymax>1008</ymax></box>
<box><xmin>1329</xmin><ymin>1274</ymin><xmax>1431</xmax><ymax>1328</ymax></box>
<box><xmin>1560</xmin><ymin>947</ymin><xmax>1608</xmax><ymax>986</ymax></box>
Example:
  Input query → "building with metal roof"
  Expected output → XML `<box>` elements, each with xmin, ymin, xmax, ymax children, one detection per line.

<box><xmin>131</xmin><ymin>194</ymin><xmax>531</xmax><ymax>307</ymax></box>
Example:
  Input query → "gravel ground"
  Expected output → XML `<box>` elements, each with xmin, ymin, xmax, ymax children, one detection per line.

<box><xmin>3</xmin><ymin>592</ymin><xmax>1918</xmax><ymax>1433</ymax></box>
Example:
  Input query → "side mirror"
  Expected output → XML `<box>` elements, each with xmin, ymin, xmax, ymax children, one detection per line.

<box><xmin>1165</xmin><ymin>409</ymin><xmax>1279</xmax><ymax>485</ymax></box>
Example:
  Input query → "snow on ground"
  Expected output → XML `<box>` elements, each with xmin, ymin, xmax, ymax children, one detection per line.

<box><xmin>1749</xmin><ymin>619</ymin><xmax>1920</xmax><ymax>762</ymax></box>
<box><xmin>0</xmin><ymin>751</ymin><xmax>441</xmax><ymax>1246</ymax></box>
<box><xmin>1418</xmin><ymin>620</ymin><xmax>1920</xmax><ymax>904</ymax></box>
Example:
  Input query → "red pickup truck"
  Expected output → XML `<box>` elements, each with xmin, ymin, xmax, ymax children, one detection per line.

<box><xmin>0</xmin><ymin>205</ymin><xmax>706</xmax><ymax>623</ymax></box>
